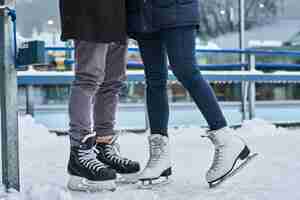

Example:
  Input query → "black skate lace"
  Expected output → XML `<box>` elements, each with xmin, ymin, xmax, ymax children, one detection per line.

<box><xmin>78</xmin><ymin>149</ymin><xmax>106</xmax><ymax>172</ymax></box>
<box><xmin>104</xmin><ymin>144</ymin><xmax>131</xmax><ymax>166</ymax></box>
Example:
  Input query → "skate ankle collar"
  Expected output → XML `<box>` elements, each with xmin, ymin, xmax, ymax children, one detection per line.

<box><xmin>149</xmin><ymin>134</ymin><xmax>168</xmax><ymax>139</ymax></box>
<box><xmin>82</xmin><ymin>132</ymin><xmax>96</xmax><ymax>143</ymax></box>
<box><xmin>207</xmin><ymin>127</ymin><xmax>230</xmax><ymax>135</ymax></box>
<box><xmin>96</xmin><ymin>135</ymin><xmax>118</xmax><ymax>145</ymax></box>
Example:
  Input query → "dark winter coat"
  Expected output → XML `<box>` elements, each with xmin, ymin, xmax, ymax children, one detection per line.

<box><xmin>126</xmin><ymin>0</ymin><xmax>201</xmax><ymax>34</ymax></box>
<box><xmin>59</xmin><ymin>0</ymin><xmax>127</xmax><ymax>44</ymax></box>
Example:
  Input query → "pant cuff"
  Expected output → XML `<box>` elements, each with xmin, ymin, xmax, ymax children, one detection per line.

<box><xmin>94</xmin><ymin>129</ymin><xmax>116</xmax><ymax>137</ymax></box>
<box><xmin>151</xmin><ymin>129</ymin><xmax>168</xmax><ymax>137</ymax></box>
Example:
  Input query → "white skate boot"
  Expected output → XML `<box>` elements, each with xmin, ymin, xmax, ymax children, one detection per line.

<box><xmin>139</xmin><ymin>134</ymin><xmax>172</xmax><ymax>188</ymax></box>
<box><xmin>204</xmin><ymin>127</ymin><xmax>258</xmax><ymax>188</ymax></box>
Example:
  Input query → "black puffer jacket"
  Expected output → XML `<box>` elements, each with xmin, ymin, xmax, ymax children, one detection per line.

<box><xmin>60</xmin><ymin>0</ymin><xmax>127</xmax><ymax>43</ymax></box>
<box><xmin>127</xmin><ymin>0</ymin><xmax>200</xmax><ymax>34</ymax></box>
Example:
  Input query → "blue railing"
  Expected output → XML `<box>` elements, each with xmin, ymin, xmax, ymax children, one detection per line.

<box><xmin>17</xmin><ymin>72</ymin><xmax>300</xmax><ymax>85</ymax></box>
<box><xmin>45</xmin><ymin>46</ymin><xmax>300</xmax><ymax>56</ymax></box>
<box><xmin>46</xmin><ymin>47</ymin><xmax>75</xmax><ymax>51</ymax></box>
<box><xmin>15</xmin><ymin>46</ymin><xmax>300</xmax><ymax>85</ymax></box>
<box><xmin>18</xmin><ymin>46</ymin><xmax>300</xmax><ymax>123</ymax></box>
<box><xmin>45</xmin><ymin>47</ymin><xmax>300</xmax><ymax>71</ymax></box>
<box><xmin>63</xmin><ymin>60</ymin><xmax>300</xmax><ymax>71</ymax></box>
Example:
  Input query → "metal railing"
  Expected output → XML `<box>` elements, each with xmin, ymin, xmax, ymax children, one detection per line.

<box><xmin>45</xmin><ymin>47</ymin><xmax>300</xmax><ymax>71</ymax></box>
<box><xmin>17</xmin><ymin>46</ymin><xmax>300</xmax><ymax>134</ymax></box>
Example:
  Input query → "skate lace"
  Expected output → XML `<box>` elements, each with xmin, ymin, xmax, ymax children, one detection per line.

<box><xmin>202</xmin><ymin>134</ymin><xmax>225</xmax><ymax>172</ymax></box>
<box><xmin>210</xmin><ymin>145</ymin><xmax>225</xmax><ymax>172</ymax></box>
<box><xmin>78</xmin><ymin>149</ymin><xmax>106</xmax><ymax>172</ymax></box>
<box><xmin>103</xmin><ymin>143</ymin><xmax>131</xmax><ymax>166</ymax></box>
<box><xmin>146</xmin><ymin>138</ymin><xmax>164</xmax><ymax>168</ymax></box>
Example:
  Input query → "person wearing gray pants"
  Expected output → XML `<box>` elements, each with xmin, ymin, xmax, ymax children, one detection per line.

<box><xmin>66</xmin><ymin>41</ymin><xmax>140</xmax><ymax>191</ymax></box>
<box><xmin>69</xmin><ymin>41</ymin><xmax>126</xmax><ymax>145</ymax></box>
<box><xmin>59</xmin><ymin>0</ymin><xmax>140</xmax><ymax>191</ymax></box>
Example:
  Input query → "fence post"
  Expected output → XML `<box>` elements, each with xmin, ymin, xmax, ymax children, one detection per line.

<box><xmin>239</xmin><ymin>0</ymin><xmax>247</xmax><ymax>121</ymax></box>
<box><xmin>0</xmin><ymin>0</ymin><xmax>20</xmax><ymax>191</ymax></box>
<box><xmin>25</xmin><ymin>85</ymin><xmax>35</xmax><ymax>116</ymax></box>
<box><xmin>248</xmin><ymin>54</ymin><xmax>256</xmax><ymax>119</ymax></box>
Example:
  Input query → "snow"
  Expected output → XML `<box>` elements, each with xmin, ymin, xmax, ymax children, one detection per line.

<box><xmin>1</xmin><ymin>115</ymin><xmax>300</xmax><ymax>200</ymax></box>
<box><xmin>17</xmin><ymin>69</ymin><xmax>300</xmax><ymax>78</ymax></box>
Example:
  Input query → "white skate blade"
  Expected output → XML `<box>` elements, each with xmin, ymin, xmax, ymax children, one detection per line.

<box><xmin>209</xmin><ymin>153</ymin><xmax>258</xmax><ymax>189</ymax></box>
<box><xmin>138</xmin><ymin>177</ymin><xmax>172</xmax><ymax>190</ymax></box>
<box><xmin>67</xmin><ymin>176</ymin><xmax>116</xmax><ymax>192</ymax></box>
<box><xmin>116</xmin><ymin>173</ymin><xmax>139</xmax><ymax>185</ymax></box>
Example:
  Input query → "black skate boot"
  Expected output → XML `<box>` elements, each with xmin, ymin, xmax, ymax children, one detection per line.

<box><xmin>67</xmin><ymin>134</ymin><xmax>117</xmax><ymax>192</ymax></box>
<box><xmin>95</xmin><ymin>136</ymin><xmax>140</xmax><ymax>184</ymax></box>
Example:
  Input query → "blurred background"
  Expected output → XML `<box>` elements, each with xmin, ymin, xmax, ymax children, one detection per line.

<box><xmin>14</xmin><ymin>0</ymin><xmax>300</xmax><ymax>131</ymax></box>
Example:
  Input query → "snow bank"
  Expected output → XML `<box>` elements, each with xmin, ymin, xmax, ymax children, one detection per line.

<box><xmin>236</xmin><ymin>118</ymin><xmax>289</xmax><ymax>137</ymax></box>
<box><xmin>0</xmin><ymin>185</ymin><xmax>72</xmax><ymax>200</ymax></box>
<box><xmin>19</xmin><ymin>115</ymin><xmax>50</xmax><ymax>140</ymax></box>
<box><xmin>169</xmin><ymin>118</ymin><xmax>292</xmax><ymax>138</ymax></box>
<box><xmin>0</xmin><ymin>116</ymin><xmax>72</xmax><ymax>200</ymax></box>
<box><xmin>24</xmin><ymin>185</ymin><xmax>72</xmax><ymax>200</ymax></box>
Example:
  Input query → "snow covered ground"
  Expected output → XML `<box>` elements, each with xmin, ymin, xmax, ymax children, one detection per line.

<box><xmin>1</xmin><ymin>116</ymin><xmax>300</xmax><ymax>200</ymax></box>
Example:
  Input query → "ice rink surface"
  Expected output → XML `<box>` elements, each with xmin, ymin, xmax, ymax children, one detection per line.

<box><xmin>1</xmin><ymin>116</ymin><xmax>300</xmax><ymax>200</ymax></box>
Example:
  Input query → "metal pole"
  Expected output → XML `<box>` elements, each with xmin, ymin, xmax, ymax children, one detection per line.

<box><xmin>248</xmin><ymin>54</ymin><xmax>256</xmax><ymax>119</ymax></box>
<box><xmin>248</xmin><ymin>83</ymin><xmax>256</xmax><ymax>119</ymax></box>
<box><xmin>26</xmin><ymin>85</ymin><xmax>35</xmax><ymax>116</ymax></box>
<box><xmin>239</xmin><ymin>0</ymin><xmax>247</xmax><ymax>120</ymax></box>
<box><xmin>0</xmin><ymin>0</ymin><xmax>20</xmax><ymax>191</ymax></box>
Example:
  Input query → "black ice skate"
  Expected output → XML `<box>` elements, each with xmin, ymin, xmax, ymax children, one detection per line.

<box><xmin>95</xmin><ymin>136</ymin><xmax>140</xmax><ymax>184</ymax></box>
<box><xmin>67</xmin><ymin>134</ymin><xmax>117</xmax><ymax>192</ymax></box>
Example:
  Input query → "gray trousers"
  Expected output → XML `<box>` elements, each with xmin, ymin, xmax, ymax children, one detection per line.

<box><xmin>69</xmin><ymin>40</ymin><xmax>127</xmax><ymax>146</ymax></box>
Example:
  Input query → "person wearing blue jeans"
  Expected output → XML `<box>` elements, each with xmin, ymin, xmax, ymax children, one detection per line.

<box><xmin>127</xmin><ymin>0</ymin><xmax>255</xmax><ymax>187</ymax></box>
<box><xmin>137</xmin><ymin>27</ymin><xmax>227</xmax><ymax>136</ymax></box>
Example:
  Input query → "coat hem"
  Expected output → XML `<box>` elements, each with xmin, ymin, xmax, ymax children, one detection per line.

<box><xmin>61</xmin><ymin>34</ymin><xmax>128</xmax><ymax>45</ymax></box>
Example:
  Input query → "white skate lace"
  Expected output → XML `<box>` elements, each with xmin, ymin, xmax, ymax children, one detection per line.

<box><xmin>210</xmin><ymin>145</ymin><xmax>225</xmax><ymax>172</ymax></box>
<box><xmin>146</xmin><ymin>138</ymin><xmax>165</xmax><ymax>168</ymax></box>
<box><xmin>101</xmin><ymin>143</ymin><xmax>131</xmax><ymax>166</ymax></box>
<box><xmin>202</xmin><ymin>134</ymin><xmax>225</xmax><ymax>173</ymax></box>
<box><xmin>78</xmin><ymin>149</ymin><xmax>106</xmax><ymax>172</ymax></box>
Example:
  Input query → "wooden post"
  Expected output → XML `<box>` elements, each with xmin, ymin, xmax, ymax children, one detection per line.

<box><xmin>0</xmin><ymin>0</ymin><xmax>20</xmax><ymax>191</ymax></box>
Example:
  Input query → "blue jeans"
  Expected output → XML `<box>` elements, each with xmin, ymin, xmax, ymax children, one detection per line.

<box><xmin>137</xmin><ymin>26</ymin><xmax>227</xmax><ymax>136</ymax></box>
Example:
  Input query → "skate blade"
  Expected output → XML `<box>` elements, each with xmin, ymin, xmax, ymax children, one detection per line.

<box><xmin>67</xmin><ymin>176</ymin><xmax>116</xmax><ymax>192</ymax></box>
<box><xmin>209</xmin><ymin>153</ymin><xmax>258</xmax><ymax>189</ymax></box>
<box><xmin>138</xmin><ymin>177</ymin><xmax>172</xmax><ymax>190</ymax></box>
<box><xmin>116</xmin><ymin>173</ymin><xmax>139</xmax><ymax>185</ymax></box>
